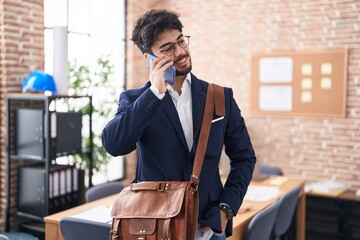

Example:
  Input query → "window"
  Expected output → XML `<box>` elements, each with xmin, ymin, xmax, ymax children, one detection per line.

<box><xmin>44</xmin><ymin>0</ymin><xmax>126</xmax><ymax>184</ymax></box>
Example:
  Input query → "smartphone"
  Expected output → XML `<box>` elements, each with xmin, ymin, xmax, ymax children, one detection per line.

<box><xmin>147</xmin><ymin>53</ymin><xmax>176</xmax><ymax>84</ymax></box>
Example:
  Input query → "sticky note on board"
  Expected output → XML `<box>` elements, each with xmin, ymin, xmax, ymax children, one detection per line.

<box><xmin>321</xmin><ymin>77</ymin><xmax>332</xmax><ymax>89</ymax></box>
<box><xmin>301</xmin><ymin>64</ymin><xmax>312</xmax><ymax>75</ymax></box>
<box><xmin>301</xmin><ymin>78</ymin><xmax>312</xmax><ymax>90</ymax></box>
<box><xmin>321</xmin><ymin>63</ymin><xmax>332</xmax><ymax>75</ymax></box>
<box><xmin>301</xmin><ymin>91</ymin><xmax>312</xmax><ymax>103</ymax></box>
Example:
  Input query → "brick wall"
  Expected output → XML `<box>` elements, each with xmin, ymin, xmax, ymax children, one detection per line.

<box><xmin>126</xmin><ymin>0</ymin><xmax>360</xmax><ymax>190</ymax></box>
<box><xmin>0</xmin><ymin>0</ymin><xmax>44</xmax><ymax>230</ymax></box>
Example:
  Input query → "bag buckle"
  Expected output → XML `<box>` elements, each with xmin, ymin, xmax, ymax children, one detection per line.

<box><xmin>109</xmin><ymin>230</ymin><xmax>119</xmax><ymax>240</ymax></box>
<box><xmin>157</xmin><ymin>182</ymin><xmax>168</xmax><ymax>191</ymax></box>
<box><xmin>190</xmin><ymin>175</ymin><xmax>199</xmax><ymax>191</ymax></box>
<box><xmin>189</xmin><ymin>182</ymin><xmax>198</xmax><ymax>191</ymax></box>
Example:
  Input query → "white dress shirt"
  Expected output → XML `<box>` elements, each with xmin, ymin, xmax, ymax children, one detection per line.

<box><xmin>150</xmin><ymin>73</ymin><xmax>193</xmax><ymax>151</ymax></box>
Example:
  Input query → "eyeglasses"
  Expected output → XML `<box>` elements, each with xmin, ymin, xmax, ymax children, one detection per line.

<box><xmin>154</xmin><ymin>35</ymin><xmax>190</xmax><ymax>56</ymax></box>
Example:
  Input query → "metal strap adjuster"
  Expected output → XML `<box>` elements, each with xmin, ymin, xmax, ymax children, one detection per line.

<box><xmin>157</xmin><ymin>182</ymin><xmax>168</xmax><ymax>191</ymax></box>
<box><xmin>109</xmin><ymin>230</ymin><xmax>119</xmax><ymax>240</ymax></box>
<box><xmin>189</xmin><ymin>182</ymin><xmax>198</xmax><ymax>191</ymax></box>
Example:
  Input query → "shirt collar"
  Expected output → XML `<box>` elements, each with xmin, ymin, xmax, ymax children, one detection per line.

<box><xmin>185</xmin><ymin>73</ymin><xmax>192</xmax><ymax>85</ymax></box>
<box><xmin>167</xmin><ymin>73</ymin><xmax>192</xmax><ymax>92</ymax></box>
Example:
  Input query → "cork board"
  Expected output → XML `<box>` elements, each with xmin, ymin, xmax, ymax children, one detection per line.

<box><xmin>250</xmin><ymin>49</ymin><xmax>347</xmax><ymax>117</ymax></box>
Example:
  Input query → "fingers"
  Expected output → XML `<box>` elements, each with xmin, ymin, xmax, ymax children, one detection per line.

<box><xmin>151</xmin><ymin>56</ymin><xmax>173</xmax><ymax>72</ymax></box>
<box><xmin>149</xmin><ymin>56</ymin><xmax>173</xmax><ymax>93</ymax></box>
<box><xmin>160</xmin><ymin>61</ymin><xmax>174</xmax><ymax>72</ymax></box>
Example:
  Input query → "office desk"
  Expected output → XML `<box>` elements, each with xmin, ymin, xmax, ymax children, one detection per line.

<box><xmin>44</xmin><ymin>177</ymin><xmax>305</xmax><ymax>240</ymax></box>
<box><xmin>44</xmin><ymin>194</ymin><xmax>116</xmax><ymax>240</ymax></box>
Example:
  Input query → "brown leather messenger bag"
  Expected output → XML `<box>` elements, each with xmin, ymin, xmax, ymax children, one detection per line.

<box><xmin>109</xmin><ymin>83</ymin><xmax>225</xmax><ymax>240</ymax></box>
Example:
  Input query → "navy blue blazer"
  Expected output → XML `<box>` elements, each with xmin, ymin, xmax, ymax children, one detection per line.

<box><xmin>102</xmin><ymin>74</ymin><xmax>256</xmax><ymax>236</ymax></box>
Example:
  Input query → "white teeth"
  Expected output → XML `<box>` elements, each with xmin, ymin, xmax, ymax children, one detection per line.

<box><xmin>178</xmin><ymin>57</ymin><xmax>186</xmax><ymax>63</ymax></box>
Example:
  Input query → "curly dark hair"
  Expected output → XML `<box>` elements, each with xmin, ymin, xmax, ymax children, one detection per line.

<box><xmin>131</xmin><ymin>9</ymin><xmax>183</xmax><ymax>54</ymax></box>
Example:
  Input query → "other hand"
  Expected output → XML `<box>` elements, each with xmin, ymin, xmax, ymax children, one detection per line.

<box><xmin>199</xmin><ymin>210</ymin><xmax>228</xmax><ymax>235</ymax></box>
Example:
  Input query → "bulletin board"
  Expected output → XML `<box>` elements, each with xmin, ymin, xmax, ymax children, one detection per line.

<box><xmin>250</xmin><ymin>49</ymin><xmax>347</xmax><ymax>117</ymax></box>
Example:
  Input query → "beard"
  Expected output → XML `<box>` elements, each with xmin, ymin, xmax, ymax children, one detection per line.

<box><xmin>175</xmin><ymin>55</ymin><xmax>192</xmax><ymax>76</ymax></box>
<box><xmin>176</xmin><ymin>65</ymin><xmax>192</xmax><ymax>76</ymax></box>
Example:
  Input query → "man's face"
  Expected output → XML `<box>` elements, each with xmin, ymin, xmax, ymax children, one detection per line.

<box><xmin>150</xmin><ymin>29</ymin><xmax>192</xmax><ymax>76</ymax></box>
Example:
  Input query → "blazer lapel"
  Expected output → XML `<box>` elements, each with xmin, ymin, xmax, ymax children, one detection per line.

<box><xmin>191</xmin><ymin>75</ymin><xmax>207</xmax><ymax>151</ymax></box>
<box><xmin>161</xmin><ymin>92</ymin><xmax>189</xmax><ymax>151</ymax></box>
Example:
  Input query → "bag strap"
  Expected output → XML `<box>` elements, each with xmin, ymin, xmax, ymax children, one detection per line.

<box><xmin>190</xmin><ymin>84</ymin><xmax>225</xmax><ymax>188</ymax></box>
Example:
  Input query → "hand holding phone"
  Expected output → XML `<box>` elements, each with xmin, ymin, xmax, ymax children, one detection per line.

<box><xmin>147</xmin><ymin>53</ymin><xmax>176</xmax><ymax>85</ymax></box>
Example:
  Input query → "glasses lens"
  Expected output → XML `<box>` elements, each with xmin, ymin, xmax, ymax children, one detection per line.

<box><xmin>163</xmin><ymin>47</ymin><xmax>174</xmax><ymax>56</ymax></box>
<box><xmin>178</xmin><ymin>36</ymin><xmax>189</xmax><ymax>48</ymax></box>
<box><xmin>161</xmin><ymin>36</ymin><xmax>190</xmax><ymax>56</ymax></box>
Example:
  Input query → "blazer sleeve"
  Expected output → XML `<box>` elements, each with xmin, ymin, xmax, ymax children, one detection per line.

<box><xmin>102</xmin><ymin>84</ymin><xmax>161</xmax><ymax>156</ymax></box>
<box><xmin>220</xmin><ymin>87</ymin><xmax>256</xmax><ymax>214</ymax></box>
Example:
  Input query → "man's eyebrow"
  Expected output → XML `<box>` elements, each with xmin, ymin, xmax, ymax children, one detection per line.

<box><xmin>159</xmin><ymin>34</ymin><xmax>184</xmax><ymax>49</ymax></box>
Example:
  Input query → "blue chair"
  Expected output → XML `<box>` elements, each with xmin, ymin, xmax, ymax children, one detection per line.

<box><xmin>85</xmin><ymin>181</ymin><xmax>124</xmax><ymax>202</ymax></box>
<box><xmin>0</xmin><ymin>232</ymin><xmax>38</xmax><ymax>240</ymax></box>
<box><xmin>60</xmin><ymin>217</ymin><xmax>111</xmax><ymax>240</ymax></box>
<box><xmin>272</xmin><ymin>185</ymin><xmax>302</xmax><ymax>240</ymax></box>
<box><xmin>260</xmin><ymin>165</ymin><xmax>284</xmax><ymax>176</ymax></box>
<box><xmin>245</xmin><ymin>200</ymin><xmax>281</xmax><ymax>240</ymax></box>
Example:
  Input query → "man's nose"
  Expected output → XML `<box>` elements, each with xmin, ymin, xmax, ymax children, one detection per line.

<box><xmin>173</xmin><ymin>43</ymin><xmax>185</xmax><ymax>57</ymax></box>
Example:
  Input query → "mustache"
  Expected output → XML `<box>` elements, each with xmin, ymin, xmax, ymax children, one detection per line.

<box><xmin>174</xmin><ymin>54</ymin><xmax>189</xmax><ymax>64</ymax></box>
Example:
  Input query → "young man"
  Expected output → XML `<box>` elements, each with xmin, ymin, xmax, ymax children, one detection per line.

<box><xmin>102</xmin><ymin>9</ymin><xmax>256</xmax><ymax>240</ymax></box>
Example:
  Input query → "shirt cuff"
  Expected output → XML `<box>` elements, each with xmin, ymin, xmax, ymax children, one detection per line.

<box><xmin>150</xmin><ymin>85</ymin><xmax>166</xmax><ymax>100</ymax></box>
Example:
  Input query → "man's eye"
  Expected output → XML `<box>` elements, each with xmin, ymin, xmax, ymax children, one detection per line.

<box><xmin>162</xmin><ymin>47</ymin><xmax>173</xmax><ymax>53</ymax></box>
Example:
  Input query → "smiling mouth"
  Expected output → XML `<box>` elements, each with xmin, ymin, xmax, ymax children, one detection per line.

<box><xmin>174</xmin><ymin>55</ymin><xmax>188</xmax><ymax>64</ymax></box>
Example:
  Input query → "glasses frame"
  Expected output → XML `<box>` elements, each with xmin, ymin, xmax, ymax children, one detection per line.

<box><xmin>152</xmin><ymin>35</ymin><xmax>191</xmax><ymax>57</ymax></box>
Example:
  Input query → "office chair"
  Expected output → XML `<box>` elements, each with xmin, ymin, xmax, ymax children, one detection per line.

<box><xmin>0</xmin><ymin>232</ymin><xmax>38</xmax><ymax>240</ymax></box>
<box><xmin>260</xmin><ymin>165</ymin><xmax>284</xmax><ymax>176</ymax></box>
<box><xmin>60</xmin><ymin>217</ymin><xmax>111</xmax><ymax>240</ymax></box>
<box><xmin>272</xmin><ymin>185</ymin><xmax>302</xmax><ymax>240</ymax></box>
<box><xmin>245</xmin><ymin>200</ymin><xmax>281</xmax><ymax>240</ymax></box>
<box><xmin>85</xmin><ymin>181</ymin><xmax>124</xmax><ymax>202</ymax></box>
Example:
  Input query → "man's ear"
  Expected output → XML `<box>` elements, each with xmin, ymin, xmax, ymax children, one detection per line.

<box><xmin>144</xmin><ymin>53</ymin><xmax>148</xmax><ymax>60</ymax></box>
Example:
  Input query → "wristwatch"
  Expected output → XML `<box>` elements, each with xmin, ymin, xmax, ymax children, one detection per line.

<box><xmin>219</xmin><ymin>203</ymin><xmax>235</xmax><ymax>219</ymax></box>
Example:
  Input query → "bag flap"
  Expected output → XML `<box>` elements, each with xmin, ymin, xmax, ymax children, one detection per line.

<box><xmin>129</xmin><ymin>219</ymin><xmax>156</xmax><ymax>235</ymax></box>
<box><xmin>111</xmin><ymin>181</ymin><xmax>188</xmax><ymax>219</ymax></box>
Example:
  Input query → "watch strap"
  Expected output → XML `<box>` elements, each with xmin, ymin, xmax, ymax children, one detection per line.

<box><xmin>219</xmin><ymin>203</ymin><xmax>235</xmax><ymax>219</ymax></box>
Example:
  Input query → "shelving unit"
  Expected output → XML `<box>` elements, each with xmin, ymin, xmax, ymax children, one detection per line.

<box><xmin>5</xmin><ymin>93</ymin><xmax>93</xmax><ymax>234</ymax></box>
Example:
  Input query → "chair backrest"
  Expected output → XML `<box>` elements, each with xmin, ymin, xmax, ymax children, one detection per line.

<box><xmin>245</xmin><ymin>200</ymin><xmax>281</xmax><ymax>240</ymax></box>
<box><xmin>60</xmin><ymin>217</ymin><xmax>111</xmax><ymax>240</ymax></box>
<box><xmin>0</xmin><ymin>232</ymin><xmax>38</xmax><ymax>240</ymax></box>
<box><xmin>260</xmin><ymin>165</ymin><xmax>284</xmax><ymax>176</ymax></box>
<box><xmin>85</xmin><ymin>181</ymin><xmax>124</xmax><ymax>202</ymax></box>
<box><xmin>272</xmin><ymin>185</ymin><xmax>302</xmax><ymax>237</ymax></box>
